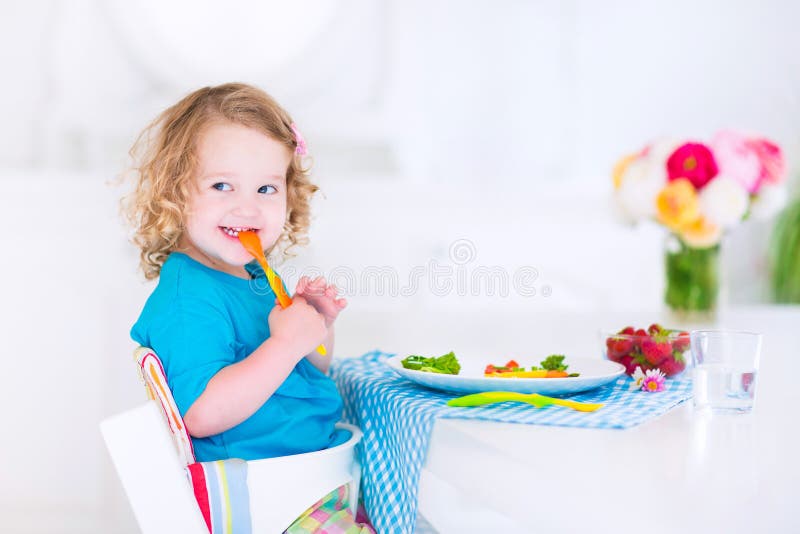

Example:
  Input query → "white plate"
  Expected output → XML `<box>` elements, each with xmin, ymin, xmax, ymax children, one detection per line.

<box><xmin>385</xmin><ymin>354</ymin><xmax>626</xmax><ymax>395</ymax></box>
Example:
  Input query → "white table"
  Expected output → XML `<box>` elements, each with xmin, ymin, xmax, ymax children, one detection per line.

<box><xmin>406</xmin><ymin>307</ymin><xmax>800</xmax><ymax>534</ymax></box>
<box><xmin>340</xmin><ymin>306</ymin><xmax>800</xmax><ymax>534</ymax></box>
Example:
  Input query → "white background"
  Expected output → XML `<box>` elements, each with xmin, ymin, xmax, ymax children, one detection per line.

<box><xmin>1</xmin><ymin>1</ymin><xmax>799</xmax><ymax>531</ymax></box>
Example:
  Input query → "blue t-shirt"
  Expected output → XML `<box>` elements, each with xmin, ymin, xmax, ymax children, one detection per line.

<box><xmin>131</xmin><ymin>252</ymin><xmax>344</xmax><ymax>462</ymax></box>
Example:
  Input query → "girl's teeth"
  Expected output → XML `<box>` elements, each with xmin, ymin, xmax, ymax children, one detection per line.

<box><xmin>223</xmin><ymin>227</ymin><xmax>255</xmax><ymax>237</ymax></box>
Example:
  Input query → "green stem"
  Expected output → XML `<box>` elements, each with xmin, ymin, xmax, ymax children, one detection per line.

<box><xmin>664</xmin><ymin>237</ymin><xmax>720</xmax><ymax>312</ymax></box>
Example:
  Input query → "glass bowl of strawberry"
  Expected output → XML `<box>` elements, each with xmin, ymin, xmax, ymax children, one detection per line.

<box><xmin>601</xmin><ymin>323</ymin><xmax>690</xmax><ymax>377</ymax></box>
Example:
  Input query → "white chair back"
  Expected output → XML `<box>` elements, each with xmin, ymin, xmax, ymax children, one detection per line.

<box><xmin>101</xmin><ymin>348</ymin><xmax>362</xmax><ymax>533</ymax></box>
<box><xmin>101</xmin><ymin>402</ymin><xmax>209</xmax><ymax>533</ymax></box>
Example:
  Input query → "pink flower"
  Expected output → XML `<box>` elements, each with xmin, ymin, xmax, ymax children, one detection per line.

<box><xmin>667</xmin><ymin>143</ymin><xmax>718</xmax><ymax>190</ymax></box>
<box><xmin>711</xmin><ymin>130</ymin><xmax>762</xmax><ymax>193</ymax></box>
<box><xmin>750</xmin><ymin>138</ymin><xmax>785</xmax><ymax>187</ymax></box>
<box><xmin>641</xmin><ymin>369</ymin><xmax>666</xmax><ymax>393</ymax></box>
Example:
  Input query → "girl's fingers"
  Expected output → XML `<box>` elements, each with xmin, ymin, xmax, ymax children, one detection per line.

<box><xmin>296</xmin><ymin>277</ymin><xmax>308</xmax><ymax>292</ymax></box>
<box><xmin>307</xmin><ymin>285</ymin><xmax>324</xmax><ymax>296</ymax></box>
<box><xmin>294</xmin><ymin>278</ymin><xmax>346</xmax><ymax>316</ymax></box>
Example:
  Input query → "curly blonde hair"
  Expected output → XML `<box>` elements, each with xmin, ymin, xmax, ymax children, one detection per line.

<box><xmin>123</xmin><ymin>83</ymin><xmax>318</xmax><ymax>280</ymax></box>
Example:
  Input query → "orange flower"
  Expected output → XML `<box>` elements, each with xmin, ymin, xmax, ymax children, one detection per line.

<box><xmin>612</xmin><ymin>152</ymin><xmax>639</xmax><ymax>190</ymax></box>
<box><xmin>656</xmin><ymin>179</ymin><xmax>700</xmax><ymax>230</ymax></box>
<box><xmin>678</xmin><ymin>216</ymin><xmax>722</xmax><ymax>249</ymax></box>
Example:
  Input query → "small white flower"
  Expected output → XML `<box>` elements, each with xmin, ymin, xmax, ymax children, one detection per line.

<box><xmin>645</xmin><ymin>368</ymin><xmax>666</xmax><ymax>380</ymax></box>
<box><xmin>629</xmin><ymin>366</ymin><xmax>646</xmax><ymax>391</ymax></box>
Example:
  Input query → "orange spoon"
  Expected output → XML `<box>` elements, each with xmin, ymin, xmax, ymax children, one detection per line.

<box><xmin>238</xmin><ymin>231</ymin><xmax>327</xmax><ymax>356</ymax></box>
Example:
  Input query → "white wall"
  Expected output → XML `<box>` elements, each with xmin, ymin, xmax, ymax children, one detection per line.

<box><xmin>1</xmin><ymin>1</ymin><xmax>799</xmax><ymax>532</ymax></box>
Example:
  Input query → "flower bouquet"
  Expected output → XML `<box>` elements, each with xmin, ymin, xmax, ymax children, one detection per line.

<box><xmin>613</xmin><ymin>131</ymin><xmax>787</xmax><ymax>319</ymax></box>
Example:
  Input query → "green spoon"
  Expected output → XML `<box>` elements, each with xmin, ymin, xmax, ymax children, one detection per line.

<box><xmin>447</xmin><ymin>391</ymin><xmax>604</xmax><ymax>412</ymax></box>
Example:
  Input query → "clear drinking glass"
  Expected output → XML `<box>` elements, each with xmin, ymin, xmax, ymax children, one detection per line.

<box><xmin>690</xmin><ymin>330</ymin><xmax>762</xmax><ymax>413</ymax></box>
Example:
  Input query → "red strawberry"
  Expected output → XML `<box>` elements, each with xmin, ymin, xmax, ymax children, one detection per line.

<box><xmin>658</xmin><ymin>357</ymin><xmax>686</xmax><ymax>377</ymax></box>
<box><xmin>647</xmin><ymin>323</ymin><xmax>663</xmax><ymax>335</ymax></box>
<box><xmin>642</xmin><ymin>338</ymin><xmax>671</xmax><ymax>366</ymax></box>
<box><xmin>633</xmin><ymin>328</ymin><xmax>648</xmax><ymax>348</ymax></box>
<box><xmin>619</xmin><ymin>355</ymin><xmax>638</xmax><ymax>375</ymax></box>
<box><xmin>658</xmin><ymin>342</ymin><xmax>673</xmax><ymax>360</ymax></box>
<box><xmin>616</xmin><ymin>338</ymin><xmax>633</xmax><ymax>356</ymax></box>
<box><xmin>672</xmin><ymin>332</ymin><xmax>690</xmax><ymax>352</ymax></box>
<box><xmin>618</xmin><ymin>326</ymin><xmax>635</xmax><ymax>335</ymax></box>
<box><xmin>606</xmin><ymin>343</ymin><xmax>622</xmax><ymax>362</ymax></box>
<box><xmin>630</xmin><ymin>350</ymin><xmax>652</xmax><ymax>371</ymax></box>
<box><xmin>614</xmin><ymin>338</ymin><xmax>634</xmax><ymax>358</ymax></box>
<box><xmin>606</xmin><ymin>336</ymin><xmax>633</xmax><ymax>360</ymax></box>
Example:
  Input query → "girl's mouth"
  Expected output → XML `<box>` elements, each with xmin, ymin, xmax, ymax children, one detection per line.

<box><xmin>220</xmin><ymin>226</ymin><xmax>258</xmax><ymax>238</ymax></box>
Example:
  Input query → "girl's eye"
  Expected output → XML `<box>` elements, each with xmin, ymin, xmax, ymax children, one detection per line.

<box><xmin>258</xmin><ymin>185</ymin><xmax>277</xmax><ymax>194</ymax></box>
<box><xmin>212</xmin><ymin>182</ymin><xmax>232</xmax><ymax>191</ymax></box>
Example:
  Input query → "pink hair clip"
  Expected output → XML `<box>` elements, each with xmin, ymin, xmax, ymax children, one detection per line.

<box><xmin>290</xmin><ymin>123</ymin><xmax>307</xmax><ymax>156</ymax></box>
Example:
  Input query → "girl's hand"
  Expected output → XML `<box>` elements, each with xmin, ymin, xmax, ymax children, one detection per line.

<box><xmin>295</xmin><ymin>276</ymin><xmax>347</xmax><ymax>327</ymax></box>
<box><xmin>267</xmin><ymin>295</ymin><xmax>328</xmax><ymax>359</ymax></box>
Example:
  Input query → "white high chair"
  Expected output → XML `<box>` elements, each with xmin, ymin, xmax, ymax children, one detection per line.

<box><xmin>100</xmin><ymin>347</ymin><xmax>363</xmax><ymax>533</ymax></box>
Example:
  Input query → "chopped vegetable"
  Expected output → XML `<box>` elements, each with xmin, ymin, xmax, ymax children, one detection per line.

<box><xmin>483</xmin><ymin>355</ymin><xmax>579</xmax><ymax>378</ymax></box>
<box><xmin>401</xmin><ymin>351</ymin><xmax>461</xmax><ymax>375</ymax></box>
<box><xmin>486</xmin><ymin>370</ymin><xmax>547</xmax><ymax>378</ymax></box>
<box><xmin>540</xmin><ymin>354</ymin><xmax>568</xmax><ymax>372</ymax></box>
<box><xmin>484</xmin><ymin>360</ymin><xmax>522</xmax><ymax>374</ymax></box>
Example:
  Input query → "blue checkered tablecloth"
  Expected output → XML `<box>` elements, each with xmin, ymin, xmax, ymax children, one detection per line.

<box><xmin>331</xmin><ymin>350</ymin><xmax>692</xmax><ymax>534</ymax></box>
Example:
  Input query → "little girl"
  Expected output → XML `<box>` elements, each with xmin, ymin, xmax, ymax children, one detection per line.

<box><xmin>125</xmin><ymin>83</ymin><xmax>371</xmax><ymax>532</ymax></box>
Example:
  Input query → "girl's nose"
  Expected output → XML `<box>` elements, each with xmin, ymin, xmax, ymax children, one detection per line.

<box><xmin>231</xmin><ymin>193</ymin><xmax>260</xmax><ymax>217</ymax></box>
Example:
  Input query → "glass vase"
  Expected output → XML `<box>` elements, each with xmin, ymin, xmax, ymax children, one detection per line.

<box><xmin>664</xmin><ymin>234</ymin><xmax>720</xmax><ymax>323</ymax></box>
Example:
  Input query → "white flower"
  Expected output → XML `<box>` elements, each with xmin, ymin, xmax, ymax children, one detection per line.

<box><xmin>615</xmin><ymin>163</ymin><xmax>661</xmax><ymax>223</ymax></box>
<box><xmin>614</xmin><ymin>140</ymin><xmax>679</xmax><ymax>224</ymax></box>
<box><xmin>749</xmin><ymin>183</ymin><xmax>788</xmax><ymax>220</ymax></box>
<box><xmin>645</xmin><ymin>368</ymin><xmax>666</xmax><ymax>380</ymax></box>
<box><xmin>629</xmin><ymin>366</ymin><xmax>646</xmax><ymax>391</ymax></box>
<box><xmin>698</xmin><ymin>176</ymin><xmax>749</xmax><ymax>228</ymax></box>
